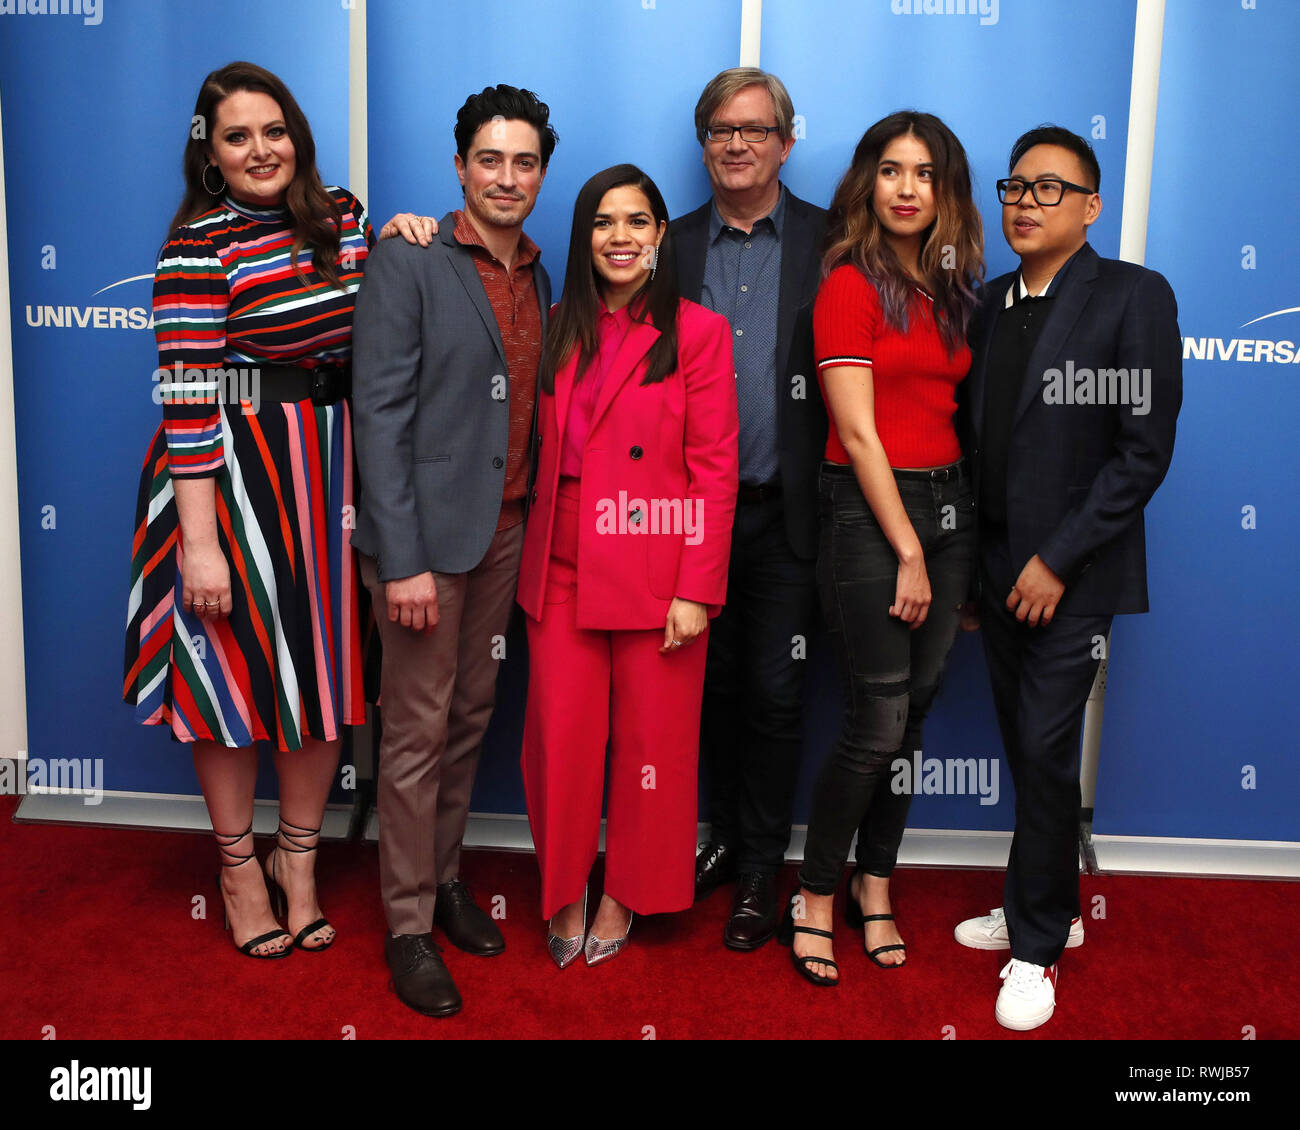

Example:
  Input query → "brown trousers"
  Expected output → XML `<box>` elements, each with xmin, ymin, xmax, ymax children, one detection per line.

<box><xmin>359</xmin><ymin>522</ymin><xmax>523</xmax><ymax>936</ymax></box>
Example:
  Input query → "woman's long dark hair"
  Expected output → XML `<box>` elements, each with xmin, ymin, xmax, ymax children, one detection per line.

<box><xmin>542</xmin><ymin>164</ymin><xmax>680</xmax><ymax>394</ymax></box>
<box><xmin>823</xmin><ymin>110</ymin><xmax>983</xmax><ymax>354</ymax></box>
<box><xmin>168</xmin><ymin>61</ymin><xmax>346</xmax><ymax>289</ymax></box>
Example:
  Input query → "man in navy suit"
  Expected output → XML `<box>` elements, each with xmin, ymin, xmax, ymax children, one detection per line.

<box><xmin>954</xmin><ymin>126</ymin><xmax>1181</xmax><ymax>1029</ymax></box>
<box><xmin>670</xmin><ymin>69</ymin><xmax>828</xmax><ymax>950</ymax></box>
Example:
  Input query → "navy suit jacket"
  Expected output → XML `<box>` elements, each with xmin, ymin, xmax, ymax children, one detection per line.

<box><xmin>670</xmin><ymin>189</ymin><xmax>828</xmax><ymax>560</ymax></box>
<box><xmin>963</xmin><ymin>242</ymin><xmax>1182</xmax><ymax>615</ymax></box>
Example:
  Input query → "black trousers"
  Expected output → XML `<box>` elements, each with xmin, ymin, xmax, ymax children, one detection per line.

<box><xmin>699</xmin><ymin>492</ymin><xmax>819</xmax><ymax>874</ymax></box>
<box><xmin>979</xmin><ymin>532</ymin><xmax>1112</xmax><ymax>967</ymax></box>
<box><xmin>800</xmin><ymin>461</ymin><xmax>975</xmax><ymax>893</ymax></box>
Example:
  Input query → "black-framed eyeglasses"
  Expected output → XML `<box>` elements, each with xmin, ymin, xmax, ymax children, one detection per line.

<box><xmin>705</xmin><ymin>124</ymin><xmax>781</xmax><ymax>143</ymax></box>
<box><xmin>996</xmin><ymin>177</ymin><xmax>1096</xmax><ymax>206</ymax></box>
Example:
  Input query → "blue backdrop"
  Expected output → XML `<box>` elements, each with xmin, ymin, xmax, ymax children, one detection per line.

<box><xmin>1</xmin><ymin>0</ymin><xmax>351</xmax><ymax>797</ymax></box>
<box><xmin>756</xmin><ymin>0</ymin><xmax>1138</xmax><ymax>837</ymax></box>
<box><xmin>3</xmin><ymin>0</ymin><xmax>1295</xmax><ymax>849</ymax></box>
<box><xmin>363</xmin><ymin>0</ymin><xmax>1137</xmax><ymax>832</ymax></box>
<box><xmin>365</xmin><ymin>0</ymin><xmax>751</xmax><ymax>821</ymax></box>
<box><xmin>1093</xmin><ymin>0</ymin><xmax>1300</xmax><ymax>842</ymax></box>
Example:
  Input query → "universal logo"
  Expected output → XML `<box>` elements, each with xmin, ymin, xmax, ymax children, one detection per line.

<box><xmin>1182</xmin><ymin>304</ymin><xmax>1300</xmax><ymax>365</ymax></box>
<box><xmin>24</xmin><ymin>274</ymin><xmax>152</xmax><ymax>331</ymax></box>
<box><xmin>0</xmin><ymin>0</ymin><xmax>103</xmax><ymax>25</ymax></box>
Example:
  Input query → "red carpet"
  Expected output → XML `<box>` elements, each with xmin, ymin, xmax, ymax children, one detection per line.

<box><xmin>1</xmin><ymin>794</ymin><xmax>1295</xmax><ymax>1040</ymax></box>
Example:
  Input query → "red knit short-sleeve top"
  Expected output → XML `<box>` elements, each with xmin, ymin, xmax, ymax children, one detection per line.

<box><xmin>813</xmin><ymin>263</ymin><xmax>970</xmax><ymax>468</ymax></box>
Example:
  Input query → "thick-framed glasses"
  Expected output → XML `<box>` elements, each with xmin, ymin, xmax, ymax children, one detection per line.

<box><xmin>705</xmin><ymin>124</ymin><xmax>781</xmax><ymax>143</ymax></box>
<box><xmin>996</xmin><ymin>177</ymin><xmax>1096</xmax><ymax>206</ymax></box>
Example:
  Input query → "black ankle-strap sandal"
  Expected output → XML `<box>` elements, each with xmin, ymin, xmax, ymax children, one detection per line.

<box><xmin>214</xmin><ymin>824</ymin><xmax>292</xmax><ymax>959</ymax></box>
<box><xmin>267</xmin><ymin>819</ymin><xmax>334</xmax><ymax>952</ymax></box>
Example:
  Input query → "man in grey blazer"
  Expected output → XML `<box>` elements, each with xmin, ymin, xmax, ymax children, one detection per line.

<box><xmin>352</xmin><ymin>85</ymin><xmax>556</xmax><ymax>1017</ymax></box>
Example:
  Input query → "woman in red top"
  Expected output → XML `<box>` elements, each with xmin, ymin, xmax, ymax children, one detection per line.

<box><xmin>517</xmin><ymin>165</ymin><xmax>738</xmax><ymax>968</ymax></box>
<box><xmin>778</xmin><ymin>112</ymin><xmax>983</xmax><ymax>984</ymax></box>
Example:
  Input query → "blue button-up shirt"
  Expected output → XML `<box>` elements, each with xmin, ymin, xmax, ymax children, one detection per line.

<box><xmin>701</xmin><ymin>185</ymin><xmax>786</xmax><ymax>486</ymax></box>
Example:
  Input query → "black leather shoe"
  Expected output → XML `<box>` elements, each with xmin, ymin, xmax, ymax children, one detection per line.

<box><xmin>434</xmin><ymin>879</ymin><xmax>505</xmax><ymax>956</ymax></box>
<box><xmin>384</xmin><ymin>933</ymin><xmax>462</xmax><ymax>1017</ymax></box>
<box><xmin>694</xmin><ymin>840</ymin><xmax>738</xmax><ymax>899</ymax></box>
<box><xmin>723</xmin><ymin>871</ymin><xmax>780</xmax><ymax>951</ymax></box>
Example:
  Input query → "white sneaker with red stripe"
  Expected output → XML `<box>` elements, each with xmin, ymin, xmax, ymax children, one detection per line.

<box><xmin>954</xmin><ymin>906</ymin><xmax>1084</xmax><ymax>950</ymax></box>
<box><xmin>995</xmin><ymin>959</ymin><xmax>1059</xmax><ymax>1030</ymax></box>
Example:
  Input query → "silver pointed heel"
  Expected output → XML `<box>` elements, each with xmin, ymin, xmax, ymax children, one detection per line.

<box><xmin>584</xmin><ymin>907</ymin><xmax>633</xmax><ymax>967</ymax></box>
<box><xmin>547</xmin><ymin>886</ymin><xmax>587</xmax><ymax>970</ymax></box>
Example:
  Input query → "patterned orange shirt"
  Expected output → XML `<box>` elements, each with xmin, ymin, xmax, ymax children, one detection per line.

<box><xmin>452</xmin><ymin>210</ymin><xmax>543</xmax><ymax>530</ymax></box>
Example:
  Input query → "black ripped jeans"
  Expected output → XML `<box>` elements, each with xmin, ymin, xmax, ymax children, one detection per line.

<box><xmin>800</xmin><ymin>460</ymin><xmax>975</xmax><ymax>894</ymax></box>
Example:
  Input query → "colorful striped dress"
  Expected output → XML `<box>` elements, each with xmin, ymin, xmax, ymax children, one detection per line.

<box><xmin>124</xmin><ymin>187</ymin><xmax>374</xmax><ymax>750</ymax></box>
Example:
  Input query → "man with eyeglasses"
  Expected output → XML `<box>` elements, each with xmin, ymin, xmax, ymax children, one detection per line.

<box><xmin>670</xmin><ymin>68</ymin><xmax>827</xmax><ymax>951</ymax></box>
<box><xmin>954</xmin><ymin>125</ymin><xmax>1182</xmax><ymax>1029</ymax></box>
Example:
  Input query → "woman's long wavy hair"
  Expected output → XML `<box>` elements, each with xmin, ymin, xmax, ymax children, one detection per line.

<box><xmin>541</xmin><ymin>164</ymin><xmax>680</xmax><ymax>394</ymax></box>
<box><xmin>823</xmin><ymin>111</ymin><xmax>983</xmax><ymax>353</ymax></box>
<box><xmin>168</xmin><ymin>62</ymin><xmax>346</xmax><ymax>289</ymax></box>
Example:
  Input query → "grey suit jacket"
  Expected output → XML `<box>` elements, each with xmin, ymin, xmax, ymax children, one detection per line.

<box><xmin>351</xmin><ymin>213</ymin><xmax>551</xmax><ymax>580</ymax></box>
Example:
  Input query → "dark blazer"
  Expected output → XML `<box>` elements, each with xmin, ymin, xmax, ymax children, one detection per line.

<box><xmin>351</xmin><ymin>213</ymin><xmax>551</xmax><ymax>580</ymax></box>
<box><xmin>670</xmin><ymin>188</ymin><xmax>828</xmax><ymax>561</ymax></box>
<box><xmin>965</xmin><ymin>242</ymin><xmax>1182</xmax><ymax>615</ymax></box>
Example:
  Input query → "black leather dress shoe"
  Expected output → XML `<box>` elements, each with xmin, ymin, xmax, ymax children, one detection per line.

<box><xmin>694</xmin><ymin>840</ymin><xmax>738</xmax><ymax>899</ymax></box>
<box><xmin>385</xmin><ymin>933</ymin><xmax>462</xmax><ymax>1017</ymax></box>
<box><xmin>723</xmin><ymin>871</ymin><xmax>780</xmax><ymax>951</ymax></box>
<box><xmin>434</xmin><ymin>879</ymin><xmax>505</xmax><ymax>956</ymax></box>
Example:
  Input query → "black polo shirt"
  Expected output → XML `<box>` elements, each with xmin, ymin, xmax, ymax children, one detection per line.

<box><xmin>980</xmin><ymin>247</ymin><xmax>1084</xmax><ymax>529</ymax></box>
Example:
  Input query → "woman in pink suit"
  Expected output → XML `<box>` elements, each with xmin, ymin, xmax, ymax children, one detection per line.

<box><xmin>517</xmin><ymin>164</ymin><xmax>739</xmax><ymax>968</ymax></box>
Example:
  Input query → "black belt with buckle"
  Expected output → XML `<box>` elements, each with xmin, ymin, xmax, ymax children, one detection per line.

<box><xmin>737</xmin><ymin>479</ymin><xmax>782</xmax><ymax>503</ymax></box>
<box><xmin>893</xmin><ymin>459</ymin><xmax>966</xmax><ymax>482</ymax></box>
<box><xmin>253</xmin><ymin>363</ymin><xmax>352</xmax><ymax>406</ymax></box>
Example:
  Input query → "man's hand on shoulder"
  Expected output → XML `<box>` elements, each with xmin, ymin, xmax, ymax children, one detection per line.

<box><xmin>1006</xmin><ymin>554</ymin><xmax>1065</xmax><ymax>627</ymax></box>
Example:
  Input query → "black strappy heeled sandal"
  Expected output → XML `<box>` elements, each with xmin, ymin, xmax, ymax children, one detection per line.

<box><xmin>214</xmin><ymin>824</ymin><xmax>292</xmax><ymax>959</ymax></box>
<box><xmin>777</xmin><ymin>893</ymin><xmax>840</xmax><ymax>987</ymax></box>
<box><xmin>844</xmin><ymin>871</ymin><xmax>906</xmax><ymax>968</ymax></box>
<box><xmin>265</xmin><ymin>819</ymin><xmax>334</xmax><ymax>952</ymax></box>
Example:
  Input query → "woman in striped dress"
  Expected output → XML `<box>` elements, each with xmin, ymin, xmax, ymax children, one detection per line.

<box><xmin>124</xmin><ymin>62</ymin><xmax>373</xmax><ymax>958</ymax></box>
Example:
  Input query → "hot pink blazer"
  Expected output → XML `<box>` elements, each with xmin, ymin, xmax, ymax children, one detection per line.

<box><xmin>517</xmin><ymin>298</ymin><xmax>739</xmax><ymax>630</ymax></box>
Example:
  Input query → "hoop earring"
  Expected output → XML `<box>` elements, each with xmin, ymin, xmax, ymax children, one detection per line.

<box><xmin>202</xmin><ymin>164</ymin><xmax>226</xmax><ymax>197</ymax></box>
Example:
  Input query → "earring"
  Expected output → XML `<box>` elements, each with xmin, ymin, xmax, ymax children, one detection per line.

<box><xmin>202</xmin><ymin>164</ymin><xmax>226</xmax><ymax>197</ymax></box>
<box><xmin>649</xmin><ymin>242</ymin><xmax>660</xmax><ymax>282</ymax></box>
